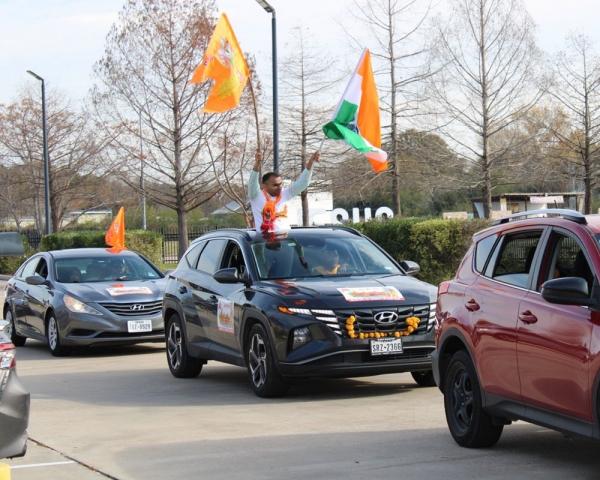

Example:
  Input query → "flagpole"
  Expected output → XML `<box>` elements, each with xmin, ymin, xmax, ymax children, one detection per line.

<box><xmin>318</xmin><ymin>138</ymin><xmax>325</xmax><ymax>152</ymax></box>
<box><xmin>247</xmin><ymin>78</ymin><xmax>261</xmax><ymax>152</ymax></box>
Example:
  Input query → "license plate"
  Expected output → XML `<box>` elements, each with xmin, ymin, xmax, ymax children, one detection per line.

<box><xmin>127</xmin><ymin>320</ymin><xmax>152</xmax><ymax>333</ymax></box>
<box><xmin>370</xmin><ymin>337</ymin><xmax>403</xmax><ymax>355</ymax></box>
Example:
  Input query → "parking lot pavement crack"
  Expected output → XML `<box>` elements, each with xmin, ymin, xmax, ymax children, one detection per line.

<box><xmin>29</xmin><ymin>437</ymin><xmax>120</xmax><ymax>480</ymax></box>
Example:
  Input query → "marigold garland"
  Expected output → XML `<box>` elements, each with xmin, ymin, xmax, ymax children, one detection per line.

<box><xmin>345</xmin><ymin>315</ymin><xmax>421</xmax><ymax>339</ymax></box>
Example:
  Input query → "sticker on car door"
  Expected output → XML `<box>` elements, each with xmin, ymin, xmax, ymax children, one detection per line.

<box><xmin>217</xmin><ymin>298</ymin><xmax>235</xmax><ymax>333</ymax></box>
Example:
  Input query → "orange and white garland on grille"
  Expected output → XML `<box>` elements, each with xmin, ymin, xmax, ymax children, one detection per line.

<box><xmin>345</xmin><ymin>315</ymin><xmax>420</xmax><ymax>340</ymax></box>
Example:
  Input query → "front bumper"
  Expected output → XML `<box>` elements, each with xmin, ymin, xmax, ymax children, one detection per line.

<box><xmin>0</xmin><ymin>369</ymin><xmax>29</xmax><ymax>459</ymax></box>
<box><xmin>57</xmin><ymin>308</ymin><xmax>165</xmax><ymax>347</ymax></box>
<box><xmin>277</xmin><ymin>331</ymin><xmax>435</xmax><ymax>378</ymax></box>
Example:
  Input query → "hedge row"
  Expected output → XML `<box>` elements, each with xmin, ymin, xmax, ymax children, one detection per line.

<box><xmin>353</xmin><ymin>217</ymin><xmax>492</xmax><ymax>286</ymax></box>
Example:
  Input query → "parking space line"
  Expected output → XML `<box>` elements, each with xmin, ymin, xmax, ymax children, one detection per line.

<box><xmin>11</xmin><ymin>461</ymin><xmax>75</xmax><ymax>469</ymax></box>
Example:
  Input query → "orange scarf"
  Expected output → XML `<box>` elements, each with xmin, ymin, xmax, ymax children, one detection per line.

<box><xmin>260</xmin><ymin>190</ymin><xmax>287</xmax><ymax>231</ymax></box>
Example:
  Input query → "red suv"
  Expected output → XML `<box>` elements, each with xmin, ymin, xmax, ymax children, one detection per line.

<box><xmin>434</xmin><ymin>209</ymin><xmax>600</xmax><ymax>447</ymax></box>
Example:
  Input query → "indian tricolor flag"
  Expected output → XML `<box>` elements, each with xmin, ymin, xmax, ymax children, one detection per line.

<box><xmin>322</xmin><ymin>49</ymin><xmax>387</xmax><ymax>173</ymax></box>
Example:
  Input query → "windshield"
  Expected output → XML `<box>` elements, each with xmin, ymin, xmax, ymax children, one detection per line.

<box><xmin>55</xmin><ymin>256</ymin><xmax>164</xmax><ymax>283</ymax></box>
<box><xmin>250</xmin><ymin>233</ymin><xmax>402</xmax><ymax>279</ymax></box>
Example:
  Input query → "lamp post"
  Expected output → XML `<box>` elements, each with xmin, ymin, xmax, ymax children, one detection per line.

<box><xmin>255</xmin><ymin>0</ymin><xmax>279</xmax><ymax>173</ymax></box>
<box><xmin>139</xmin><ymin>113</ymin><xmax>147</xmax><ymax>230</ymax></box>
<box><xmin>26</xmin><ymin>70</ymin><xmax>51</xmax><ymax>235</ymax></box>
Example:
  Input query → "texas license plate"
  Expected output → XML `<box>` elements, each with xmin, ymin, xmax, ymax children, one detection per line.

<box><xmin>370</xmin><ymin>337</ymin><xmax>403</xmax><ymax>355</ymax></box>
<box><xmin>127</xmin><ymin>320</ymin><xmax>152</xmax><ymax>333</ymax></box>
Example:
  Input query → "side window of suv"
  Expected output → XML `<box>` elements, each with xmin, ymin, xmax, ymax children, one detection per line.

<box><xmin>184</xmin><ymin>241</ymin><xmax>206</xmax><ymax>269</ymax></box>
<box><xmin>538</xmin><ymin>232</ymin><xmax>594</xmax><ymax>294</ymax></box>
<box><xmin>485</xmin><ymin>231</ymin><xmax>543</xmax><ymax>288</ymax></box>
<box><xmin>196</xmin><ymin>239</ymin><xmax>227</xmax><ymax>274</ymax></box>
<box><xmin>474</xmin><ymin>234</ymin><xmax>497</xmax><ymax>273</ymax></box>
<box><xmin>221</xmin><ymin>241</ymin><xmax>246</xmax><ymax>275</ymax></box>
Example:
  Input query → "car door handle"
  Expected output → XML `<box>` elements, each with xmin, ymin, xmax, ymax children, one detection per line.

<box><xmin>518</xmin><ymin>311</ymin><xmax>538</xmax><ymax>324</ymax></box>
<box><xmin>465</xmin><ymin>300</ymin><xmax>480</xmax><ymax>312</ymax></box>
<box><xmin>178</xmin><ymin>286</ymin><xmax>188</xmax><ymax>294</ymax></box>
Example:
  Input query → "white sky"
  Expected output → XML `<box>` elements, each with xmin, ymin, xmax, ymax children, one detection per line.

<box><xmin>0</xmin><ymin>0</ymin><xmax>599</xmax><ymax>106</ymax></box>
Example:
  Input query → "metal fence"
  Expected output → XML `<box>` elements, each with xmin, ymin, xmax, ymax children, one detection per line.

<box><xmin>157</xmin><ymin>226</ymin><xmax>219</xmax><ymax>263</ymax></box>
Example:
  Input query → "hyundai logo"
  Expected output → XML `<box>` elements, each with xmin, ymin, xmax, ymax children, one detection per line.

<box><xmin>374</xmin><ymin>311</ymin><xmax>398</xmax><ymax>324</ymax></box>
<box><xmin>130</xmin><ymin>304</ymin><xmax>145</xmax><ymax>311</ymax></box>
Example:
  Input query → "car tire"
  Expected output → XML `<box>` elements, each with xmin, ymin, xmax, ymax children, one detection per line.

<box><xmin>444</xmin><ymin>350</ymin><xmax>503</xmax><ymax>448</ymax></box>
<box><xmin>245</xmin><ymin>323</ymin><xmax>290</xmax><ymax>398</ymax></box>
<box><xmin>5</xmin><ymin>307</ymin><xmax>26</xmax><ymax>347</ymax></box>
<box><xmin>411</xmin><ymin>370</ymin><xmax>436</xmax><ymax>387</ymax></box>
<box><xmin>166</xmin><ymin>313</ymin><xmax>203</xmax><ymax>378</ymax></box>
<box><xmin>47</xmin><ymin>314</ymin><xmax>72</xmax><ymax>357</ymax></box>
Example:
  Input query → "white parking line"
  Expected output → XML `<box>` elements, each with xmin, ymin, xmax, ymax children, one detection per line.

<box><xmin>10</xmin><ymin>461</ymin><xmax>75</xmax><ymax>469</ymax></box>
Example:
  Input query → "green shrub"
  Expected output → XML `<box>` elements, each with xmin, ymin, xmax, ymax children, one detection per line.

<box><xmin>125</xmin><ymin>230</ymin><xmax>163</xmax><ymax>265</ymax></box>
<box><xmin>353</xmin><ymin>217</ymin><xmax>492</xmax><ymax>286</ymax></box>
<box><xmin>352</xmin><ymin>217</ymin><xmax>432</xmax><ymax>263</ymax></box>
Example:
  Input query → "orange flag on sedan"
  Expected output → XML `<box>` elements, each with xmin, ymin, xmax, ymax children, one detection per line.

<box><xmin>105</xmin><ymin>206</ymin><xmax>126</xmax><ymax>252</ymax></box>
<box><xmin>190</xmin><ymin>13</ymin><xmax>249</xmax><ymax>113</ymax></box>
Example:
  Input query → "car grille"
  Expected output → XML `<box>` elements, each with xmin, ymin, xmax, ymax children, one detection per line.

<box><xmin>313</xmin><ymin>304</ymin><xmax>433</xmax><ymax>338</ymax></box>
<box><xmin>98</xmin><ymin>300</ymin><xmax>163</xmax><ymax>317</ymax></box>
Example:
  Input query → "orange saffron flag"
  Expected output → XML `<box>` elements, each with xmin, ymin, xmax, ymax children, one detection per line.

<box><xmin>105</xmin><ymin>206</ymin><xmax>126</xmax><ymax>251</ymax></box>
<box><xmin>190</xmin><ymin>13</ymin><xmax>249</xmax><ymax>113</ymax></box>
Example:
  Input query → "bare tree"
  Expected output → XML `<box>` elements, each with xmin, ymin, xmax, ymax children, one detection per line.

<box><xmin>92</xmin><ymin>0</ymin><xmax>255</xmax><ymax>255</ymax></box>
<box><xmin>429</xmin><ymin>0</ymin><xmax>545</xmax><ymax>218</ymax></box>
<box><xmin>547</xmin><ymin>33</ymin><xmax>600</xmax><ymax>213</ymax></box>
<box><xmin>343</xmin><ymin>0</ymin><xmax>435</xmax><ymax>216</ymax></box>
<box><xmin>0</xmin><ymin>86</ymin><xmax>109</xmax><ymax>232</ymax></box>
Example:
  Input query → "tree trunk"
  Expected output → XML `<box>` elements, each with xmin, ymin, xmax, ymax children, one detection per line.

<box><xmin>177</xmin><ymin>207</ymin><xmax>188</xmax><ymax>260</ymax></box>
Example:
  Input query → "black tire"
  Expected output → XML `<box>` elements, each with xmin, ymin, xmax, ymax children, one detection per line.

<box><xmin>411</xmin><ymin>369</ymin><xmax>436</xmax><ymax>387</ymax></box>
<box><xmin>47</xmin><ymin>314</ymin><xmax>72</xmax><ymax>357</ymax></box>
<box><xmin>166</xmin><ymin>313</ymin><xmax>203</xmax><ymax>378</ymax></box>
<box><xmin>444</xmin><ymin>350</ymin><xmax>503</xmax><ymax>448</ymax></box>
<box><xmin>245</xmin><ymin>323</ymin><xmax>289</xmax><ymax>398</ymax></box>
<box><xmin>5</xmin><ymin>307</ymin><xmax>26</xmax><ymax>347</ymax></box>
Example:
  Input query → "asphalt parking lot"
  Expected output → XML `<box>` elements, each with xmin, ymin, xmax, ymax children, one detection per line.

<box><xmin>3</xmin><ymin>337</ymin><xmax>600</xmax><ymax>480</ymax></box>
<box><xmin>2</xmin><ymin>276</ymin><xmax>600</xmax><ymax>479</ymax></box>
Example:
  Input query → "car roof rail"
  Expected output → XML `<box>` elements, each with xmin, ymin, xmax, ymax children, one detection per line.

<box><xmin>491</xmin><ymin>209</ymin><xmax>587</xmax><ymax>226</ymax></box>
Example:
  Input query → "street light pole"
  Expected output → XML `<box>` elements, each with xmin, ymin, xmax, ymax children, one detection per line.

<box><xmin>255</xmin><ymin>0</ymin><xmax>279</xmax><ymax>173</ymax></box>
<box><xmin>139</xmin><ymin>113</ymin><xmax>147</xmax><ymax>230</ymax></box>
<box><xmin>26</xmin><ymin>70</ymin><xmax>51</xmax><ymax>235</ymax></box>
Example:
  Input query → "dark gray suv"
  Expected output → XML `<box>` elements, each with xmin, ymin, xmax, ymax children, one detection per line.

<box><xmin>163</xmin><ymin>226</ymin><xmax>437</xmax><ymax>397</ymax></box>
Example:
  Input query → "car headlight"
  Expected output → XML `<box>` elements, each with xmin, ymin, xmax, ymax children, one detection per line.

<box><xmin>64</xmin><ymin>294</ymin><xmax>102</xmax><ymax>315</ymax></box>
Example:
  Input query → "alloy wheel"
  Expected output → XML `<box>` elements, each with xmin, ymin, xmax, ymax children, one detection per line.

<box><xmin>48</xmin><ymin>317</ymin><xmax>58</xmax><ymax>351</ymax></box>
<box><xmin>167</xmin><ymin>321</ymin><xmax>182</xmax><ymax>371</ymax></box>
<box><xmin>248</xmin><ymin>333</ymin><xmax>267</xmax><ymax>388</ymax></box>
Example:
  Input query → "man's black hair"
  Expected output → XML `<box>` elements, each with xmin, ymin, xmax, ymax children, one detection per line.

<box><xmin>262</xmin><ymin>172</ymin><xmax>281</xmax><ymax>184</ymax></box>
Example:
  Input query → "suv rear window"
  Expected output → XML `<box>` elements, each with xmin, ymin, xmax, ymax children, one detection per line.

<box><xmin>474</xmin><ymin>234</ymin><xmax>497</xmax><ymax>273</ymax></box>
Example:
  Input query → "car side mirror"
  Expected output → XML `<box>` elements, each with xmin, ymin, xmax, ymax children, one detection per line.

<box><xmin>214</xmin><ymin>267</ymin><xmax>251</xmax><ymax>287</ymax></box>
<box><xmin>25</xmin><ymin>275</ymin><xmax>48</xmax><ymax>286</ymax></box>
<box><xmin>399</xmin><ymin>260</ymin><xmax>420</xmax><ymax>276</ymax></box>
<box><xmin>541</xmin><ymin>277</ymin><xmax>597</xmax><ymax>307</ymax></box>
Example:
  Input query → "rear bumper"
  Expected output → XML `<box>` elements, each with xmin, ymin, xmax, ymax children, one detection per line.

<box><xmin>0</xmin><ymin>369</ymin><xmax>29</xmax><ymax>459</ymax></box>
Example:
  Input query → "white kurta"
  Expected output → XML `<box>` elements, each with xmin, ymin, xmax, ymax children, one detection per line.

<box><xmin>248</xmin><ymin>169</ymin><xmax>312</xmax><ymax>234</ymax></box>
